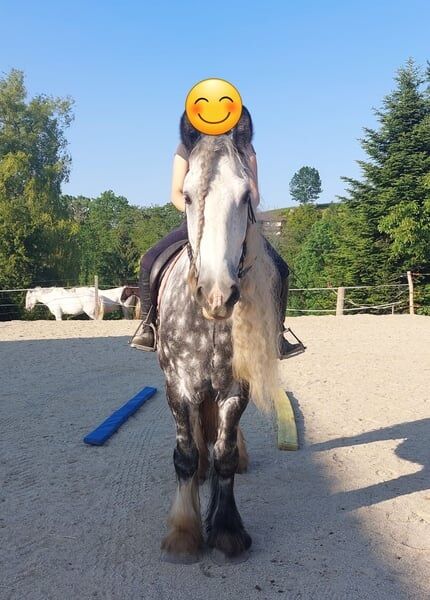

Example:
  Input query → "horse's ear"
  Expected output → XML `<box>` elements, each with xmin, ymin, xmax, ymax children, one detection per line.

<box><xmin>180</xmin><ymin>111</ymin><xmax>201</xmax><ymax>152</ymax></box>
<box><xmin>232</xmin><ymin>105</ymin><xmax>253</xmax><ymax>151</ymax></box>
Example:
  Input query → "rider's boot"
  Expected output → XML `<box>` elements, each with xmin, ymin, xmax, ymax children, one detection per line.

<box><xmin>129</xmin><ymin>267</ymin><xmax>157</xmax><ymax>352</ymax></box>
<box><xmin>278</xmin><ymin>277</ymin><xmax>306</xmax><ymax>359</ymax></box>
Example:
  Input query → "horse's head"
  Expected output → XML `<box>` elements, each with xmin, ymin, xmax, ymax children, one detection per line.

<box><xmin>25</xmin><ymin>288</ymin><xmax>39</xmax><ymax>311</ymax></box>
<box><xmin>184</xmin><ymin>134</ymin><xmax>253</xmax><ymax>320</ymax></box>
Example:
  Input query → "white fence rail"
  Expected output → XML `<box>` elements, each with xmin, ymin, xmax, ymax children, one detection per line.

<box><xmin>287</xmin><ymin>271</ymin><xmax>416</xmax><ymax>315</ymax></box>
<box><xmin>0</xmin><ymin>271</ymin><xmax>426</xmax><ymax>317</ymax></box>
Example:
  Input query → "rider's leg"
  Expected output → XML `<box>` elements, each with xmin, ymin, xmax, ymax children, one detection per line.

<box><xmin>130</xmin><ymin>220</ymin><xmax>189</xmax><ymax>351</ymax></box>
<box><xmin>129</xmin><ymin>264</ymin><xmax>155</xmax><ymax>350</ymax></box>
<box><xmin>264</xmin><ymin>241</ymin><xmax>305</xmax><ymax>359</ymax></box>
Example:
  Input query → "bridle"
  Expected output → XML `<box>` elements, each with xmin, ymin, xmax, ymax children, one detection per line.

<box><xmin>186</xmin><ymin>195</ymin><xmax>257</xmax><ymax>282</ymax></box>
<box><xmin>237</xmin><ymin>197</ymin><xmax>256</xmax><ymax>279</ymax></box>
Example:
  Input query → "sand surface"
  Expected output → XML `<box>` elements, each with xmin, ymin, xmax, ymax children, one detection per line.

<box><xmin>1</xmin><ymin>315</ymin><xmax>429</xmax><ymax>599</ymax></box>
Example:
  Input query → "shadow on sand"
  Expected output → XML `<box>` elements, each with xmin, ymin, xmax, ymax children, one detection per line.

<box><xmin>309</xmin><ymin>417</ymin><xmax>429</xmax><ymax>511</ymax></box>
<box><xmin>1</xmin><ymin>338</ymin><xmax>428</xmax><ymax>599</ymax></box>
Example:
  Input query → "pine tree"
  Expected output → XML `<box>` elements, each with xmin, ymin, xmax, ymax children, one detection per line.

<box><xmin>341</xmin><ymin>59</ymin><xmax>430</xmax><ymax>283</ymax></box>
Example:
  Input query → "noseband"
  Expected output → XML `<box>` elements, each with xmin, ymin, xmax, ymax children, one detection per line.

<box><xmin>186</xmin><ymin>196</ymin><xmax>257</xmax><ymax>281</ymax></box>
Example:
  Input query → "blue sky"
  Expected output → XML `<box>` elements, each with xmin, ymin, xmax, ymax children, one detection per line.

<box><xmin>2</xmin><ymin>0</ymin><xmax>429</xmax><ymax>209</ymax></box>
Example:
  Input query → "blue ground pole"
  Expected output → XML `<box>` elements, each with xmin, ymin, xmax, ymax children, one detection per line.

<box><xmin>83</xmin><ymin>386</ymin><xmax>157</xmax><ymax>446</ymax></box>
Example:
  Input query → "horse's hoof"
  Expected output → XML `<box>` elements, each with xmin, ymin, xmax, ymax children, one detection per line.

<box><xmin>210</xmin><ymin>547</ymin><xmax>250</xmax><ymax>565</ymax></box>
<box><xmin>207</xmin><ymin>528</ymin><xmax>252</xmax><ymax>559</ymax></box>
<box><xmin>161</xmin><ymin>529</ymin><xmax>203</xmax><ymax>564</ymax></box>
<box><xmin>161</xmin><ymin>550</ymin><xmax>201</xmax><ymax>565</ymax></box>
<box><xmin>236</xmin><ymin>461</ymin><xmax>248</xmax><ymax>474</ymax></box>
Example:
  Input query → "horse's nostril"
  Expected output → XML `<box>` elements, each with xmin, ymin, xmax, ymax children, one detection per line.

<box><xmin>227</xmin><ymin>284</ymin><xmax>240</xmax><ymax>307</ymax></box>
<box><xmin>196</xmin><ymin>285</ymin><xmax>205</xmax><ymax>303</ymax></box>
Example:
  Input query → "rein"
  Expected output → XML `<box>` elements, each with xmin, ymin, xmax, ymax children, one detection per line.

<box><xmin>237</xmin><ymin>198</ymin><xmax>256</xmax><ymax>279</ymax></box>
<box><xmin>186</xmin><ymin>197</ymin><xmax>257</xmax><ymax>280</ymax></box>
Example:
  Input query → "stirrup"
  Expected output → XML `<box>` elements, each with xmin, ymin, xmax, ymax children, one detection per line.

<box><xmin>278</xmin><ymin>327</ymin><xmax>306</xmax><ymax>360</ymax></box>
<box><xmin>128</xmin><ymin>318</ymin><xmax>157</xmax><ymax>352</ymax></box>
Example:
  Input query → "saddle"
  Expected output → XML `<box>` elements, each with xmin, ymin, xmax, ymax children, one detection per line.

<box><xmin>149</xmin><ymin>240</ymin><xmax>188</xmax><ymax>308</ymax></box>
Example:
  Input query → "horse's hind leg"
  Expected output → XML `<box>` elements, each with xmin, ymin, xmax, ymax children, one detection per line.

<box><xmin>162</xmin><ymin>391</ymin><xmax>203</xmax><ymax>562</ymax></box>
<box><xmin>195</xmin><ymin>395</ymin><xmax>218</xmax><ymax>483</ymax></box>
<box><xmin>206</xmin><ymin>391</ymin><xmax>251</xmax><ymax>560</ymax></box>
<box><xmin>192</xmin><ymin>415</ymin><xmax>209</xmax><ymax>484</ymax></box>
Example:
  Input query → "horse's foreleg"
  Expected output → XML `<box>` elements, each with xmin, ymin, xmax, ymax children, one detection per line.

<box><xmin>237</xmin><ymin>427</ymin><xmax>249</xmax><ymax>473</ymax></box>
<box><xmin>206</xmin><ymin>390</ymin><xmax>251</xmax><ymax>558</ymax></box>
<box><xmin>51</xmin><ymin>307</ymin><xmax>62</xmax><ymax>321</ymax></box>
<box><xmin>162</xmin><ymin>391</ymin><xmax>203</xmax><ymax>560</ymax></box>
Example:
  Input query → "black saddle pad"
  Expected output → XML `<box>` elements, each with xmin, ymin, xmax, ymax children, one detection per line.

<box><xmin>149</xmin><ymin>241</ymin><xmax>187</xmax><ymax>307</ymax></box>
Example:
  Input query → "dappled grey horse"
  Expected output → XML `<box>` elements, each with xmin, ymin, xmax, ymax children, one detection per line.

<box><xmin>156</xmin><ymin>131</ymin><xmax>280</xmax><ymax>562</ymax></box>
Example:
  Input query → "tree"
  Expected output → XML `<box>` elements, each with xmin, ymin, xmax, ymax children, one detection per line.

<box><xmin>64</xmin><ymin>191</ymin><xmax>184</xmax><ymax>287</ymax></box>
<box><xmin>131</xmin><ymin>203</ymin><xmax>182</xmax><ymax>258</ymax></box>
<box><xmin>289</xmin><ymin>166</ymin><xmax>322</xmax><ymax>204</ymax></box>
<box><xmin>0</xmin><ymin>69</ymin><xmax>76</xmax><ymax>295</ymax></box>
<box><xmin>341</xmin><ymin>59</ymin><xmax>430</xmax><ymax>282</ymax></box>
<box><xmin>269</xmin><ymin>204</ymin><xmax>322</xmax><ymax>281</ymax></box>
<box><xmin>75</xmin><ymin>190</ymin><xmax>136</xmax><ymax>286</ymax></box>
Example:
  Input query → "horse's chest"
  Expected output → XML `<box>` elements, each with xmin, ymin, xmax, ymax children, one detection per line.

<box><xmin>158</xmin><ymin>303</ymin><xmax>234</xmax><ymax>396</ymax></box>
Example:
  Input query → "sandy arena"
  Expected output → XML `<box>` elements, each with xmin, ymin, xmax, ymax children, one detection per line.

<box><xmin>1</xmin><ymin>315</ymin><xmax>429</xmax><ymax>599</ymax></box>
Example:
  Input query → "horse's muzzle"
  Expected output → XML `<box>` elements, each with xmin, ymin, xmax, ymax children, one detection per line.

<box><xmin>195</xmin><ymin>280</ymin><xmax>240</xmax><ymax>320</ymax></box>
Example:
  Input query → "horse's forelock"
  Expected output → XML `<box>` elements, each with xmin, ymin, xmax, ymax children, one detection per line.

<box><xmin>187</xmin><ymin>136</ymin><xmax>249</xmax><ymax>286</ymax></box>
<box><xmin>189</xmin><ymin>135</ymin><xmax>247</xmax><ymax>177</ymax></box>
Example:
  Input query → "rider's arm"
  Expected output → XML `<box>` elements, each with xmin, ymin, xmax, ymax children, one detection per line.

<box><xmin>171</xmin><ymin>150</ymin><xmax>189</xmax><ymax>213</ymax></box>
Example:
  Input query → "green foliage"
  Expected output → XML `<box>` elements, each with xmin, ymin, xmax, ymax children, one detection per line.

<box><xmin>279</xmin><ymin>204</ymin><xmax>322</xmax><ymax>268</ymax></box>
<box><xmin>73</xmin><ymin>190</ymin><xmax>134</xmax><ymax>286</ymax></box>
<box><xmin>0</xmin><ymin>69</ymin><xmax>184</xmax><ymax>319</ymax></box>
<box><xmin>341</xmin><ymin>59</ymin><xmax>430</xmax><ymax>283</ymax></box>
<box><xmin>1</xmin><ymin>62</ymin><xmax>429</xmax><ymax>319</ymax></box>
<box><xmin>289</xmin><ymin>166</ymin><xmax>322</xmax><ymax>204</ymax></box>
<box><xmin>132</xmin><ymin>203</ymin><xmax>182</xmax><ymax>258</ymax></box>
<box><xmin>277</xmin><ymin>59</ymin><xmax>430</xmax><ymax>315</ymax></box>
<box><xmin>0</xmin><ymin>70</ymin><xmax>76</xmax><ymax>291</ymax></box>
<box><xmin>67</xmin><ymin>192</ymin><xmax>183</xmax><ymax>286</ymax></box>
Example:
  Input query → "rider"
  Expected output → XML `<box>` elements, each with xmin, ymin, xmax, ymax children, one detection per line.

<box><xmin>130</xmin><ymin>109</ymin><xmax>304</xmax><ymax>358</ymax></box>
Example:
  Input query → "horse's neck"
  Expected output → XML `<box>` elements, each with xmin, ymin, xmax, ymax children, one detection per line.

<box><xmin>160</xmin><ymin>251</ymin><xmax>191</xmax><ymax>316</ymax></box>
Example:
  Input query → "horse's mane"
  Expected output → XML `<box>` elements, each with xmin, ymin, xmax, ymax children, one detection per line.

<box><xmin>189</xmin><ymin>136</ymin><xmax>279</xmax><ymax>412</ymax></box>
<box><xmin>231</xmin><ymin>223</ymin><xmax>279</xmax><ymax>412</ymax></box>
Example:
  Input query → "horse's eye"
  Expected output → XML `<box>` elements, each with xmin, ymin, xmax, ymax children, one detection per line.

<box><xmin>184</xmin><ymin>193</ymin><xmax>192</xmax><ymax>206</ymax></box>
<box><xmin>241</xmin><ymin>191</ymin><xmax>251</xmax><ymax>205</ymax></box>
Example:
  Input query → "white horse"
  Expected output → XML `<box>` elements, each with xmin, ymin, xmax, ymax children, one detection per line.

<box><xmin>25</xmin><ymin>287</ymin><xmax>98</xmax><ymax>320</ymax></box>
<box><xmin>25</xmin><ymin>286</ymin><xmax>136</xmax><ymax>320</ymax></box>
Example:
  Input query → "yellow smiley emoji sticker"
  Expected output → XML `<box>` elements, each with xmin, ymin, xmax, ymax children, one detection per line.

<box><xmin>185</xmin><ymin>78</ymin><xmax>243</xmax><ymax>135</ymax></box>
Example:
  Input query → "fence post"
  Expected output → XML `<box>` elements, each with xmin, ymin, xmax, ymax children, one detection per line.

<box><xmin>336</xmin><ymin>287</ymin><xmax>345</xmax><ymax>316</ymax></box>
<box><xmin>94</xmin><ymin>275</ymin><xmax>100</xmax><ymax>319</ymax></box>
<box><xmin>407</xmin><ymin>271</ymin><xmax>414</xmax><ymax>315</ymax></box>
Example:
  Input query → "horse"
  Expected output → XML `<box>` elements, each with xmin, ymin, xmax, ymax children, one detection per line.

<box><xmin>120</xmin><ymin>285</ymin><xmax>142</xmax><ymax>319</ymax></box>
<box><xmin>157</xmin><ymin>132</ymin><xmax>280</xmax><ymax>563</ymax></box>
<box><xmin>25</xmin><ymin>287</ymin><xmax>98</xmax><ymax>320</ymax></box>
<box><xmin>87</xmin><ymin>286</ymin><xmax>137</xmax><ymax>319</ymax></box>
<box><xmin>25</xmin><ymin>286</ymin><xmax>136</xmax><ymax>320</ymax></box>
